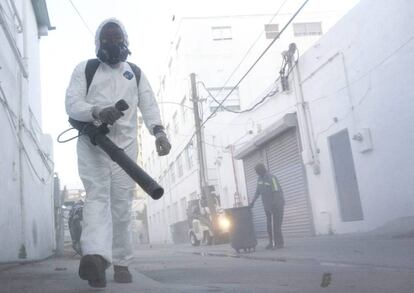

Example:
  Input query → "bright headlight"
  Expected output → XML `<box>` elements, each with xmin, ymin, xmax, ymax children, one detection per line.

<box><xmin>218</xmin><ymin>216</ymin><xmax>231</xmax><ymax>231</ymax></box>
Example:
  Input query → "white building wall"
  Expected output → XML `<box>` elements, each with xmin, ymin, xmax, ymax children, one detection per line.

<box><xmin>144</xmin><ymin>4</ymin><xmax>359</xmax><ymax>243</ymax></box>
<box><xmin>224</xmin><ymin>0</ymin><xmax>414</xmax><ymax>235</ymax></box>
<box><xmin>0</xmin><ymin>1</ymin><xmax>54</xmax><ymax>262</ymax></box>
<box><xmin>298</xmin><ymin>0</ymin><xmax>414</xmax><ymax>234</ymax></box>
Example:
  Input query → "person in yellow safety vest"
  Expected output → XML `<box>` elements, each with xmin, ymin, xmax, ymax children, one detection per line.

<box><xmin>249</xmin><ymin>163</ymin><xmax>285</xmax><ymax>250</ymax></box>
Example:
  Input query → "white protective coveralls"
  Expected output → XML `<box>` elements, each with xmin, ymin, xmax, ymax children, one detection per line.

<box><xmin>65</xmin><ymin>18</ymin><xmax>162</xmax><ymax>266</ymax></box>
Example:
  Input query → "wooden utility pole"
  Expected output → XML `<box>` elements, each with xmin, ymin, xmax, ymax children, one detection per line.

<box><xmin>190</xmin><ymin>73</ymin><xmax>207</xmax><ymax>195</ymax></box>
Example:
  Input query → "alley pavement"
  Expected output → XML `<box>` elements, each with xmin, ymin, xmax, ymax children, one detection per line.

<box><xmin>1</xmin><ymin>218</ymin><xmax>414</xmax><ymax>292</ymax></box>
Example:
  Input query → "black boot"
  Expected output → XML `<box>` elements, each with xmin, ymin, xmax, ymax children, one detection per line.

<box><xmin>79</xmin><ymin>254</ymin><xmax>108</xmax><ymax>288</ymax></box>
<box><xmin>114</xmin><ymin>265</ymin><xmax>133</xmax><ymax>283</ymax></box>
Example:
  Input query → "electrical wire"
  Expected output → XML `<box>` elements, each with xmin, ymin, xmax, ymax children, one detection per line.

<box><xmin>172</xmin><ymin>0</ymin><xmax>310</xmax><ymax>155</ymax></box>
<box><xmin>0</xmin><ymin>1</ymin><xmax>16</xmax><ymax>28</ymax></box>
<box><xmin>315</xmin><ymin>72</ymin><xmax>373</xmax><ymax>142</ymax></box>
<box><xmin>309</xmin><ymin>35</ymin><xmax>414</xmax><ymax>105</ymax></box>
<box><xmin>200</xmin><ymin>0</ymin><xmax>311</xmax><ymax>129</ymax></box>
<box><xmin>311</xmin><ymin>31</ymin><xmax>414</xmax><ymax>141</ymax></box>
<box><xmin>206</xmin><ymin>0</ymin><xmax>290</xmax><ymax>106</ymax></box>
<box><xmin>0</xmin><ymin>85</ymin><xmax>51</xmax><ymax>184</ymax></box>
<box><xmin>67</xmin><ymin>0</ymin><xmax>94</xmax><ymax>36</ymax></box>
<box><xmin>195</xmin><ymin>42</ymin><xmax>297</xmax><ymax>120</ymax></box>
<box><xmin>0</xmin><ymin>87</ymin><xmax>54</xmax><ymax>172</ymax></box>
<box><xmin>198</xmin><ymin>80</ymin><xmax>280</xmax><ymax>114</ymax></box>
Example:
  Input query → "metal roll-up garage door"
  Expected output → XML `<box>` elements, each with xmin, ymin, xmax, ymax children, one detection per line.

<box><xmin>243</xmin><ymin>127</ymin><xmax>313</xmax><ymax>238</ymax></box>
<box><xmin>265</xmin><ymin>128</ymin><xmax>313</xmax><ymax>238</ymax></box>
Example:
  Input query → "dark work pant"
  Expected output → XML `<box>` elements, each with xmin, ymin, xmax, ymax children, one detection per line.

<box><xmin>265</xmin><ymin>204</ymin><xmax>285</xmax><ymax>247</ymax></box>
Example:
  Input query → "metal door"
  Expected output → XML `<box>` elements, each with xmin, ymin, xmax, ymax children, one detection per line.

<box><xmin>329</xmin><ymin>129</ymin><xmax>363</xmax><ymax>221</ymax></box>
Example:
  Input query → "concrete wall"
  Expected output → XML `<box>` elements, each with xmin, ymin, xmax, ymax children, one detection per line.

<box><xmin>143</xmin><ymin>4</ymin><xmax>359</xmax><ymax>243</ymax></box>
<box><xmin>221</xmin><ymin>0</ymin><xmax>414</xmax><ymax>235</ymax></box>
<box><xmin>0</xmin><ymin>1</ymin><xmax>54</xmax><ymax>262</ymax></box>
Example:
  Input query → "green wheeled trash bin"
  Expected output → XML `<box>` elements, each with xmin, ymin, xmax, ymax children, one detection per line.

<box><xmin>225</xmin><ymin>206</ymin><xmax>257</xmax><ymax>253</ymax></box>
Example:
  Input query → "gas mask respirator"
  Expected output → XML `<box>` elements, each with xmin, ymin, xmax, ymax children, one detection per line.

<box><xmin>97</xmin><ymin>42</ymin><xmax>130</xmax><ymax>65</ymax></box>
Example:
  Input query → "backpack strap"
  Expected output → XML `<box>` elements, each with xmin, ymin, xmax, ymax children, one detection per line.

<box><xmin>84</xmin><ymin>59</ymin><xmax>141</xmax><ymax>94</ymax></box>
<box><xmin>127</xmin><ymin>62</ymin><xmax>141</xmax><ymax>89</ymax></box>
<box><xmin>85</xmin><ymin>59</ymin><xmax>100</xmax><ymax>94</ymax></box>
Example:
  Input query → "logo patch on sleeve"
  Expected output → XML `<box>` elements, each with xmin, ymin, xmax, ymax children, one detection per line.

<box><xmin>123</xmin><ymin>71</ymin><xmax>134</xmax><ymax>80</ymax></box>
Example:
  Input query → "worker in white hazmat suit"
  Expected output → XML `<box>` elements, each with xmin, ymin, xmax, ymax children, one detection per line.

<box><xmin>65</xmin><ymin>18</ymin><xmax>171</xmax><ymax>288</ymax></box>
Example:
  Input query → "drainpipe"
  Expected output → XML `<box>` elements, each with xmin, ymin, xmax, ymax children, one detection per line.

<box><xmin>288</xmin><ymin>43</ymin><xmax>320</xmax><ymax>174</ymax></box>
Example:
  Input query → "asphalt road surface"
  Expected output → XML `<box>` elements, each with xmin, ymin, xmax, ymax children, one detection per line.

<box><xmin>1</xmin><ymin>245</ymin><xmax>413</xmax><ymax>293</ymax></box>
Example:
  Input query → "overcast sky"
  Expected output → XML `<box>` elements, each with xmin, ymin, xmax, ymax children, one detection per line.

<box><xmin>39</xmin><ymin>0</ymin><xmax>360</xmax><ymax>189</ymax></box>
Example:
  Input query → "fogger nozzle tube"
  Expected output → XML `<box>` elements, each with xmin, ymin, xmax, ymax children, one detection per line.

<box><xmin>94</xmin><ymin>134</ymin><xmax>163</xmax><ymax>200</ymax></box>
<box><xmin>68</xmin><ymin>100</ymin><xmax>163</xmax><ymax>200</ymax></box>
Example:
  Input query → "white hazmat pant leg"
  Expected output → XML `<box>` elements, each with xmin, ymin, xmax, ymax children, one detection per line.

<box><xmin>110</xmin><ymin>146</ymin><xmax>136</xmax><ymax>266</ymax></box>
<box><xmin>78</xmin><ymin>138</ymin><xmax>113</xmax><ymax>264</ymax></box>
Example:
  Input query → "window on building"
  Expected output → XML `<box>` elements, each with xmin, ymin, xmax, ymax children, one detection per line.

<box><xmin>211</xmin><ymin>26</ymin><xmax>232</xmax><ymax>41</ymax></box>
<box><xmin>177</xmin><ymin>153</ymin><xmax>184</xmax><ymax>177</ymax></box>
<box><xmin>207</xmin><ymin>87</ymin><xmax>241</xmax><ymax>112</ymax></box>
<box><xmin>264</xmin><ymin>23</ymin><xmax>279</xmax><ymax>39</ymax></box>
<box><xmin>173</xmin><ymin>112</ymin><xmax>179</xmax><ymax>134</ymax></box>
<box><xmin>293</xmin><ymin>22</ymin><xmax>322</xmax><ymax>37</ymax></box>
<box><xmin>185</xmin><ymin>145</ymin><xmax>193</xmax><ymax>170</ymax></box>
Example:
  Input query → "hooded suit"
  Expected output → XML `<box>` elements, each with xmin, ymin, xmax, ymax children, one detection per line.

<box><xmin>65</xmin><ymin>18</ymin><xmax>162</xmax><ymax>265</ymax></box>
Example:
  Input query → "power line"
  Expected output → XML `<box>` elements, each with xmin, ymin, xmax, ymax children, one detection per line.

<box><xmin>308</xmin><ymin>33</ymin><xmax>414</xmax><ymax>105</ymax></box>
<box><xmin>311</xmin><ymin>33</ymin><xmax>414</xmax><ymax>141</ymax></box>
<box><xmin>67</xmin><ymin>0</ymin><xmax>94</xmax><ymax>36</ymax></box>
<box><xmin>175</xmin><ymin>0</ymin><xmax>310</xmax><ymax>154</ymax></box>
<box><xmin>198</xmin><ymin>80</ymin><xmax>280</xmax><ymax>113</ymax></box>
<box><xmin>197</xmin><ymin>52</ymin><xmax>298</xmax><ymax>114</ymax></box>
<box><xmin>200</xmin><ymin>0</ymin><xmax>311</xmax><ymax>129</ymax></box>
<box><xmin>208</xmin><ymin>0</ymin><xmax>290</xmax><ymax>103</ymax></box>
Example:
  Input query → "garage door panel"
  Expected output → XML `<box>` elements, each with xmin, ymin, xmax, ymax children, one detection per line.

<box><xmin>265</xmin><ymin>129</ymin><xmax>313</xmax><ymax>237</ymax></box>
<box><xmin>242</xmin><ymin>127</ymin><xmax>313</xmax><ymax>239</ymax></box>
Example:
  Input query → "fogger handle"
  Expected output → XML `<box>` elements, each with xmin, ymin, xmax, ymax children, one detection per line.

<box><xmin>115</xmin><ymin>99</ymin><xmax>129</xmax><ymax>112</ymax></box>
